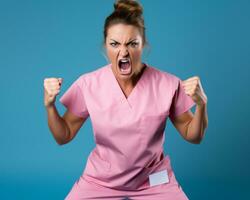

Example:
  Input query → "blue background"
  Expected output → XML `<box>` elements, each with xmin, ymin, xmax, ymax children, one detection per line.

<box><xmin>1</xmin><ymin>0</ymin><xmax>249</xmax><ymax>199</ymax></box>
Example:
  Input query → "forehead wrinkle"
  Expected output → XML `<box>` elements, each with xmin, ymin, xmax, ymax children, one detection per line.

<box><xmin>109</xmin><ymin>38</ymin><xmax>138</xmax><ymax>44</ymax></box>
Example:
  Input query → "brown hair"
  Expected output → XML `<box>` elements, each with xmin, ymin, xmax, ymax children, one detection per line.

<box><xmin>103</xmin><ymin>0</ymin><xmax>147</xmax><ymax>46</ymax></box>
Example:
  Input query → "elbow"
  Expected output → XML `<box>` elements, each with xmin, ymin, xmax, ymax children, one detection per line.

<box><xmin>56</xmin><ymin>140</ymin><xmax>66</xmax><ymax>146</ymax></box>
<box><xmin>56</xmin><ymin>125</ymin><xmax>72</xmax><ymax>146</ymax></box>
<box><xmin>191</xmin><ymin>137</ymin><xmax>202</xmax><ymax>144</ymax></box>
<box><xmin>186</xmin><ymin>126</ymin><xmax>207</xmax><ymax>144</ymax></box>
<box><xmin>56</xmin><ymin>137</ymin><xmax>70</xmax><ymax>146</ymax></box>
<box><xmin>186</xmin><ymin>133</ymin><xmax>204</xmax><ymax>145</ymax></box>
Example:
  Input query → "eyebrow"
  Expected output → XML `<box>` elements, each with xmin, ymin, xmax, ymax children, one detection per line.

<box><xmin>109</xmin><ymin>39</ymin><xmax>138</xmax><ymax>44</ymax></box>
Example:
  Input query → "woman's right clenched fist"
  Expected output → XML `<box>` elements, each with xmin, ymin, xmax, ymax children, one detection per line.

<box><xmin>44</xmin><ymin>78</ymin><xmax>63</xmax><ymax>107</ymax></box>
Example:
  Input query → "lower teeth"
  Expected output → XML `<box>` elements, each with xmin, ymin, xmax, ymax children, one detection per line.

<box><xmin>121</xmin><ymin>67</ymin><xmax>129</xmax><ymax>71</ymax></box>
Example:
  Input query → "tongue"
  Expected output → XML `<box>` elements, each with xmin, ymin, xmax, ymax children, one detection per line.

<box><xmin>120</xmin><ymin>62</ymin><xmax>130</xmax><ymax>70</ymax></box>
<box><xmin>119</xmin><ymin>62</ymin><xmax>131</xmax><ymax>75</ymax></box>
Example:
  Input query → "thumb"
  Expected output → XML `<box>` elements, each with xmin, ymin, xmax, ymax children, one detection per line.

<box><xmin>58</xmin><ymin>78</ymin><xmax>63</xmax><ymax>85</ymax></box>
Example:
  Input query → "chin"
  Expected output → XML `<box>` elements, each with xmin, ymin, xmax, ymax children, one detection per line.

<box><xmin>117</xmin><ymin>68</ymin><xmax>134</xmax><ymax>79</ymax></box>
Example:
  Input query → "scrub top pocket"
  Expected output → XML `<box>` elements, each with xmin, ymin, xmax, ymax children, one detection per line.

<box><xmin>138</xmin><ymin>112</ymin><xmax>168</xmax><ymax>145</ymax></box>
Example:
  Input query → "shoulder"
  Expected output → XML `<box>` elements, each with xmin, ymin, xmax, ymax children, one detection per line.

<box><xmin>146</xmin><ymin>64</ymin><xmax>180</xmax><ymax>88</ymax></box>
<box><xmin>74</xmin><ymin>64</ymin><xmax>110</xmax><ymax>88</ymax></box>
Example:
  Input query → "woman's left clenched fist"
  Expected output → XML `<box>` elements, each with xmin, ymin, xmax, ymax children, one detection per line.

<box><xmin>181</xmin><ymin>76</ymin><xmax>207</xmax><ymax>106</ymax></box>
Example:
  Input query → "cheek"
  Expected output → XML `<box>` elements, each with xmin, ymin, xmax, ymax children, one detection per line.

<box><xmin>106</xmin><ymin>48</ymin><xmax>118</xmax><ymax>61</ymax></box>
<box><xmin>131</xmin><ymin>49</ymin><xmax>143</xmax><ymax>61</ymax></box>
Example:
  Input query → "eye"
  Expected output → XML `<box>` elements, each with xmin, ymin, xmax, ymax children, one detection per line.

<box><xmin>130</xmin><ymin>42</ymin><xmax>139</xmax><ymax>48</ymax></box>
<box><xmin>110</xmin><ymin>42</ymin><xmax>119</xmax><ymax>47</ymax></box>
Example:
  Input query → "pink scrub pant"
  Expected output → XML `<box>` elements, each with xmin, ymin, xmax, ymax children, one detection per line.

<box><xmin>64</xmin><ymin>172</ymin><xmax>189</xmax><ymax>200</ymax></box>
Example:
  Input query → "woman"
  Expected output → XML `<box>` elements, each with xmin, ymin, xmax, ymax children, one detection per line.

<box><xmin>44</xmin><ymin>0</ymin><xmax>208</xmax><ymax>199</ymax></box>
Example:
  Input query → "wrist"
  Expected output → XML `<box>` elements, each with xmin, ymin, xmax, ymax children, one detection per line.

<box><xmin>45</xmin><ymin>102</ymin><xmax>55</xmax><ymax>109</ymax></box>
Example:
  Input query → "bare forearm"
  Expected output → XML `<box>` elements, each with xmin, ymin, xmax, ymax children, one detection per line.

<box><xmin>46</xmin><ymin>104</ymin><xmax>70</xmax><ymax>145</ymax></box>
<box><xmin>186</xmin><ymin>103</ymin><xmax>208</xmax><ymax>143</ymax></box>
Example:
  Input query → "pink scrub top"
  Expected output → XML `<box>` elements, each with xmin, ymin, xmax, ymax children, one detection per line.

<box><xmin>59</xmin><ymin>63</ymin><xmax>196</xmax><ymax>191</ymax></box>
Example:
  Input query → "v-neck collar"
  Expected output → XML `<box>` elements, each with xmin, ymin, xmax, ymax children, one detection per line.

<box><xmin>108</xmin><ymin>63</ymin><xmax>149</xmax><ymax>109</ymax></box>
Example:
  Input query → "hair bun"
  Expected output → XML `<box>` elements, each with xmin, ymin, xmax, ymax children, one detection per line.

<box><xmin>114</xmin><ymin>0</ymin><xmax>143</xmax><ymax>16</ymax></box>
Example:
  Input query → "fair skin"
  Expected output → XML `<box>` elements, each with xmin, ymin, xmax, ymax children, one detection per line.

<box><xmin>44</xmin><ymin>78</ymin><xmax>86</xmax><ymax>145</ymax></box>
<box><xmin>172</xmin><ymin>77</ymin><xmax>208</xmax><ymax>144</ymax></box>
<box><xmin>44</xmin><ymin>23</ymin><xmax>208</xmax><ymax>145</ymax></box>
<box><xmin>105</xmin><ymin>23</ymin><xmax>145</xmax><ymax>98</ymax></box>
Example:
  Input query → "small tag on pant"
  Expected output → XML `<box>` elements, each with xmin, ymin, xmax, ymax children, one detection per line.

<box><xmin>149</xmin><ymin>169</ymin><xmax>169</xmax><ymax>187</ymax></box>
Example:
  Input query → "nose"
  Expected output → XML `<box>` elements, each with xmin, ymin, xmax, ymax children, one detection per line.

<box><xmin>119</xmin><ymin>46</ymin><xmax>129</xmax><ymax>57</ymax></box>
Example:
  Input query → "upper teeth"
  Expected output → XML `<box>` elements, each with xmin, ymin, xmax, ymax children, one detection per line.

<box><xmin>120</xmin><ymin>59</ymin><xmax>129</xmax><ymax>63</ymax></box>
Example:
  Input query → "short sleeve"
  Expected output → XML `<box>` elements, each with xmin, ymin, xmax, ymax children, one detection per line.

<box><xmin>59</xmin><ymin>77</ymin><xmax>89</xmax><ymax>119</ymax></box>
<box><xmin>169</xmin><ymin>78</ymin><xmax>196</xmax><ymax>120</ymax></box>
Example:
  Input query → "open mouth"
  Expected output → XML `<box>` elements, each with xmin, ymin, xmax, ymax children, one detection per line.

<box><xmin>118</xmin><ymin>58</ymin><xmax>132</xmax><ymax>75</ymax></box>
